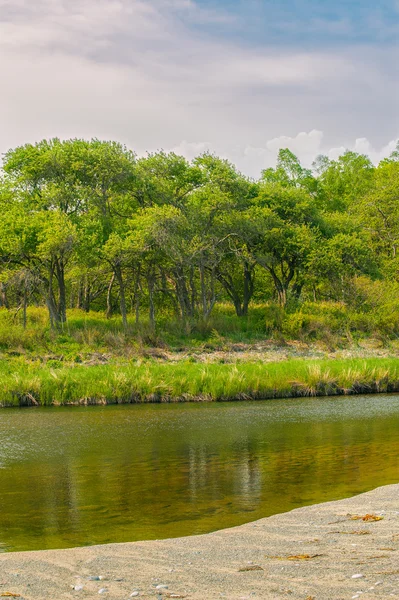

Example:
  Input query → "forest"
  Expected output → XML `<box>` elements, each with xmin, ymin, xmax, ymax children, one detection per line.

<box><xmin>1</xmin><ymin>138</ymin><xmax>399</xmax><ymax>405</ymax></box>
<box><xmin>1</xmin><ymin>138</ymin><xmax>399</xmax><ymax>337</ymax></box>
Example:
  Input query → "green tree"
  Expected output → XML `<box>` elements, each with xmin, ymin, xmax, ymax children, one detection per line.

<box><xmin>262</xmin><ymin>149</ymin><xmax>317</xmax><ymax>194</ymax></box>
<box><xmin>314</xmin><ymin>151</ymin><xmax>374</xmax><ymax>211</ymax></box>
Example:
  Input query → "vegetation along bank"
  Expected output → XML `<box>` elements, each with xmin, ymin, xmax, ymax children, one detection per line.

<box><xmin>2</xmin><ymin>139</ymin><xmax>399</xmax><ymax>405</ymax></box>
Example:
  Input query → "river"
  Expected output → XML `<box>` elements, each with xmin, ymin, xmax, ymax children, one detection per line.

<box><xmin>0</xmin><ymin>394</ymin><xmax>398</xmax><ymax>551</ymax></box>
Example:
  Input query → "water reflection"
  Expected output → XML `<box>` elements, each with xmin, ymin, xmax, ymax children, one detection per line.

<box><xmin>0</xmin><ymin>395</ymin><xmax>398</xmax><ymax>551</ymax></box>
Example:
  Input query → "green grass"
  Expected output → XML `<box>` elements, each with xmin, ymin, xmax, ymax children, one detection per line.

<box><xmin>2</xmin><ymin>305</ymin><xmax>399</xmax><ymax>407</ymax></box>
<box><xmin>0</xmin><ymin>305</ymin><xmax>272</xmax><ymax>357</ymax></box>
<box><xmin>0</xmin><ymin>301</ymin><xmax>397</xmax><ymax>359</ymax></box>
<box><xmin>1</xmin><ymin>358</ymin><xmax>399</xmax><ymax>407</ymax></box>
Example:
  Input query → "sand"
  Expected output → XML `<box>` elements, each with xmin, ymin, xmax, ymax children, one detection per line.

<box><xmin>0</xmin><ymin>484</ymin><xmax>398</xmax><ymax>599</ymax></box>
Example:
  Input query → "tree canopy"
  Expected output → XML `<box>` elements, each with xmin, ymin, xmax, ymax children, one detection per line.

<box><xmin>0</xmin><ymin>138</ymin><xmax>395</xmax><ymax>328</ymax></box>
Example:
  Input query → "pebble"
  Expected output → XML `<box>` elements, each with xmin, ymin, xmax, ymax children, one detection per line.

<box><xmin>351</xmin><ymin>574</ymin><xmax>364</xmax><ymax>579</ymax></box>
<box><xmin>98</xmin><ymin>589</ymin><xmax>108</xmax><ymax>594</ymax></box>
<box><xmin>155</xmin><ymin>584</ymin><xmax>168</xmax><ymax>590</ymax></box>
<box><xmin>88</xmin><ymin>576</ymin><xmax>103</xmax><ymax>581</ymax></box>
<box><xmin>73</xmin><ymin>585</ymin><xmax>84</xmax><ymax>591</ymax></box>
<box><xmin>130</xmin><ymin>593</ymin><xmax>139</xmax><ymax>598</ymax></box>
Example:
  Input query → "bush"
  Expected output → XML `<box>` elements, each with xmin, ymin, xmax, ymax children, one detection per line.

<box><xmin>264</xmin><ymin>303</ymin><xmax>284</xmax><ymax>333</ymax></box>
<box><xmin>281</xmin><ymin>302</ymin><xmax>346</xmax><ymax>340</ymax></box>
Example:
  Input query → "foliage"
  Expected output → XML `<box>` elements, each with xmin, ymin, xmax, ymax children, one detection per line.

<box><xmin>0</xmin><ymin>137</ymin><xmax>398</xmax><ymax>338</ymax></box>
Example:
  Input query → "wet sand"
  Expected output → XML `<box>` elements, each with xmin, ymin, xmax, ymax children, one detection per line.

<box><xmin>0</xmin><ymin>484</ymin><xmax>398</xmax><ymax>599</ymax></box>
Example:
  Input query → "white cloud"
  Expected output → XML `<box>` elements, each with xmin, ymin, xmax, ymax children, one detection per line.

<box><xmin>162</xmin><ymin>132</ymin><xmax>399</xmax><ymax>178</ymax></box>
<box><xmin>327</xmin><ymin>138</ymin><xmax>399</xmax><ymax>163</ymax></box>
<box><xmin>226</xmin><ymin>130</ymin><xmax>324</xmax><ymax>175</ymax></box>
<box><xmin>266</xmin><ymin>130</ymin><xmax>324</xmax><ymax>159</ymax></box>
<box><xmin>169</xmin><ymin>141</ymin><xmax>212</xmax><ymax>160</ymax></box>
<box><xmin>214</xmin><ymin>54</ymin><xmax>351</xmax><ymax>87</ymax></box>
<box><xmin>0</xmin><ymin>0</ymin><xmax>398</xmax><ymax>178</ymax></box>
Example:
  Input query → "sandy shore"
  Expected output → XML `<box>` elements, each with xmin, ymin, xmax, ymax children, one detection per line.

<box><xmin>0</xmin><ymin>484</ymin><xmax>398</xmax><ymax>599</ymax></box>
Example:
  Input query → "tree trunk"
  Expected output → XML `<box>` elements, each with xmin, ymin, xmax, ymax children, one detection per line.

<box><xmin>83</xmin><ymin>275</ymin><xmax>91</xmax><ymax>313</ymax></box>
<box><xmin>200</xmin><ymin>262</ymin><xmax>207</xmax><ymax>318</ymax></box>
<box><xmin>22</xmin><ymin>279</ymin><xmax>27</xmax><ymax>330</ymax></box>
<box><xmin>106</xmin><ymin>273</ymin><xmax>115</xmax><ymax>319</ymax></box>
<box><xmin>277</xmin><ymin>286</ymin><xmax>287</xmax><ymax>307</ymax></box>
<box><xmin>160</xmin><ymin>268</ymin><xmax>179</xmax><ymax>317</ymax></box>
<box><xmin>242</xmin><ymin>262</ymin><xmax>254</xmax><ymax>316</ymax></box>
<box><xmin>189</xmin><ymin>266</ymin><xmax>196</xmax><ymax>317</ymax></box>
<box><xmin>55</xmin><ymin>258</ymin><xmax>67</xmax><ymax>323</ymax></box>
<box><xmin>200</xmin><ymin>262</ymin><xmax>216</xmax><ymax>319</ymax></box>
<box><xmin>133</xmin><ymin>267</ymin><xmax>141</xmax><ymax>327</ymax></box>
<box><xmin>135</xmin><ymin>288</ymin><xmax>140</xmax><ymax>327</ymax></box>
<box><xmin>291</xmin><ymin>282</ymin><xmax>303</xmax><ymax>300</ymax></box>
<box><xmin>147</xmin><ymin>269</ymin><xmax>156</xmax><ymax>329</ymax></box>
<box><xmin>77</xmin><ymin>279</ymin><xmax>84</xmax><ymax>309</ymax></box>
<box><xmin>46</xmin><ymin>265</ymin><xmax>62</xmax><ymax>328</ymax></box>
<box><xmin>174</xmin><ymin>266</ymin><xmax>192</xmax><ymax>320</ymax></box>
<box><xmin>175</xmin><ymin>279</ymin><xmax>186</xmax><ymax>322</ymax></box>
<box><xmin>216</xmin><ymin>263</ymin><xmax>255</xmax><ymax>317</ymax></box>
<box><xmin>114</xmin><ymin>264</ymin><xmax>128</xmax><ymax>331</ymax></box>
<box><xmin>267</xmin><ymin>267</ymin><xmax>289</xmax><ymax>307</ymax></box>
<box><xmin>46</xmin><ymin>294</ymin><xmax>61</xmax><ymax>329</ymax></box>
<box><xmin>0</xmin><ymin>283</ymin><xmax>9</xmax><ymax>309</ymax></box>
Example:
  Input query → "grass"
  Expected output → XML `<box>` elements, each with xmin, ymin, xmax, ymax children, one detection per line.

<box><xmin>0</xmin><ymin>301</ymin><xmax>397</xmax><ymax>358</ymax></box>
<box><xmin>1</xmin><ymin>357</ymin><xmax>399</xmax><ymax>407</ymax></box>
<box><xmin>0</xmin><ymin>305</ymin><xmax>272</xmax><ymax>358</ymax></box>
<box><xmin>2</xmin><ymin>305</ymin><xmax>399</xmax><ymax>407</ymax></box>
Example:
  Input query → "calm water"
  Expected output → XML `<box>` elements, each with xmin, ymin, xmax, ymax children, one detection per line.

<box><xmin>0</xmin><ymin>395</ymin><xmax>399</xmax><ymax>552</ymax></box>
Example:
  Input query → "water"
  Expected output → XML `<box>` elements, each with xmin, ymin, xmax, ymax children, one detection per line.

<box><xmin>0</xmin><ymin>395</ymin><xmax>398</xmax><ymax>552</ymax></box>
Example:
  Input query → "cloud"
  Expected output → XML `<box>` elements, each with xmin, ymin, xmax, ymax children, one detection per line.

<box><xmin>165</xmin><ymin>132</ymin><xmax>399</xmax><ymax>179</ymax></box>
<box><xmin>169</xmin><ymin>141</ymin><xmax>212</xmax><ymax>160</ymax></box>
<box><xmin>242</xmin><ymin>133</ymin><xmax>399</xmax><ymax>176</ymax></box>
<box><xmin>213</xmin><ymin>54</ymin><xmax>352</xmax><ymax>87</ymax></box>
<box><xmin>327</xmin><ymin>138</ymin><xmax>399</xmax><ymax>163</ymax></box>
<box><xmin>0</xmin><ymin>0</ymin><xmax>398</xmax><ymax>179</ymax></box>
<box><xmin>265</xmin><ymin>130</ymin><xmax>324</xmax><ymax>159</ymax></box>
<box><xmin>0</xmin><ymin>0</ymin><xmax>233</xmax><ymax>59</ymax></box>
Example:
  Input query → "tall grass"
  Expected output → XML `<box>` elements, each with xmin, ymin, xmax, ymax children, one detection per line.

<box><xmin>0</xmin><ymin>302</ymin><xmax>397</xmax><ymax>357</ymax></box>
<box><xmin>2</xmin><ymin>305</ymin><xmax>399</xmax><ymax>407</ymax></box>
<box><xmin>2</xmin><ymin>358</ymin><xmax>399</xmax><ymax>407</ymax></box>
<box><xmin>0</xmin><ymin>305</ymin><xmax>270</xmax><ymax>355</ymax></box>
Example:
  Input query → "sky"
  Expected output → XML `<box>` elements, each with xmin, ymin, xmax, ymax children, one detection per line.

<box><xmin>0</xmin><ymin>0</ymin><xmax>398</xmax><ymax>177</ymax></box>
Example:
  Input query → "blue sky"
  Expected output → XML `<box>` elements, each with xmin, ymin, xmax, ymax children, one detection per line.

<box><xmin>189</xmin><ymin>0</ymin><xmax>399</xmax><ymax>45</ymax></box>
<box><xmin>0</xmin><ymin>0</ymin><xmax>398</xmax><ymax>176</ymax></box>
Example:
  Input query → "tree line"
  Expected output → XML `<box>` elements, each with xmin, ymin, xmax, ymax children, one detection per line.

<box><xmin>0</xmin><ymin>138</ymin><xmax>398</xmax><ymax>329</ymax></box>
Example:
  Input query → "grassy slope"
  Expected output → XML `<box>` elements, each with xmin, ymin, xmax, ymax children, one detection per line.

<box><xmin>2</xmin><ymin>306</ymin><xmax>399</xmax><ymax>406</ymax></box>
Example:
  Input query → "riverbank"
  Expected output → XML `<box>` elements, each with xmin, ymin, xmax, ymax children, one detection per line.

<box><xmin>3</xmin><ymin>305</ymin><xmax>399</xmax><ymax>406</ymax></box>
<box><xmin>2</xmin><ymin>356</ymin><xmax>399</xmax><ymax>406</ymax></box>
<box><xmin>0</xmin><ymin>483</ymin><xmax>398</xmax><ymax>599</ymax></box>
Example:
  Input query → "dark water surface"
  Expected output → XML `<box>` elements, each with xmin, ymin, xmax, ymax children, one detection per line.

<box><xmin>0</xmin><ymin>395</ymin><xmax>398</xmax><ymax>552</ymax></box>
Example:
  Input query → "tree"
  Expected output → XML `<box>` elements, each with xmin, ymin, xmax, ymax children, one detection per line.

<box><xmin>0</xmin><ymin>204</ymin><xmax>76</xmax><ymax>326</ymax></box>
<box><xmin>262</xmin><ymin>149</ymin><xmax>317</xmax><ymax>194</ymax></box>
<box><xmin>314</xmin><ymin>151</ymin><xmax>374</xmax><ymax>212</ymax></box>
<box><xmin>238</xmin><ymin>184</ymin><xmax>322</xmax><ymax>306</ymax></box>
<box><xmin>357</xmin><ymin>159</ymin><xmax>399</xmax><ymax>281</ymax></box>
